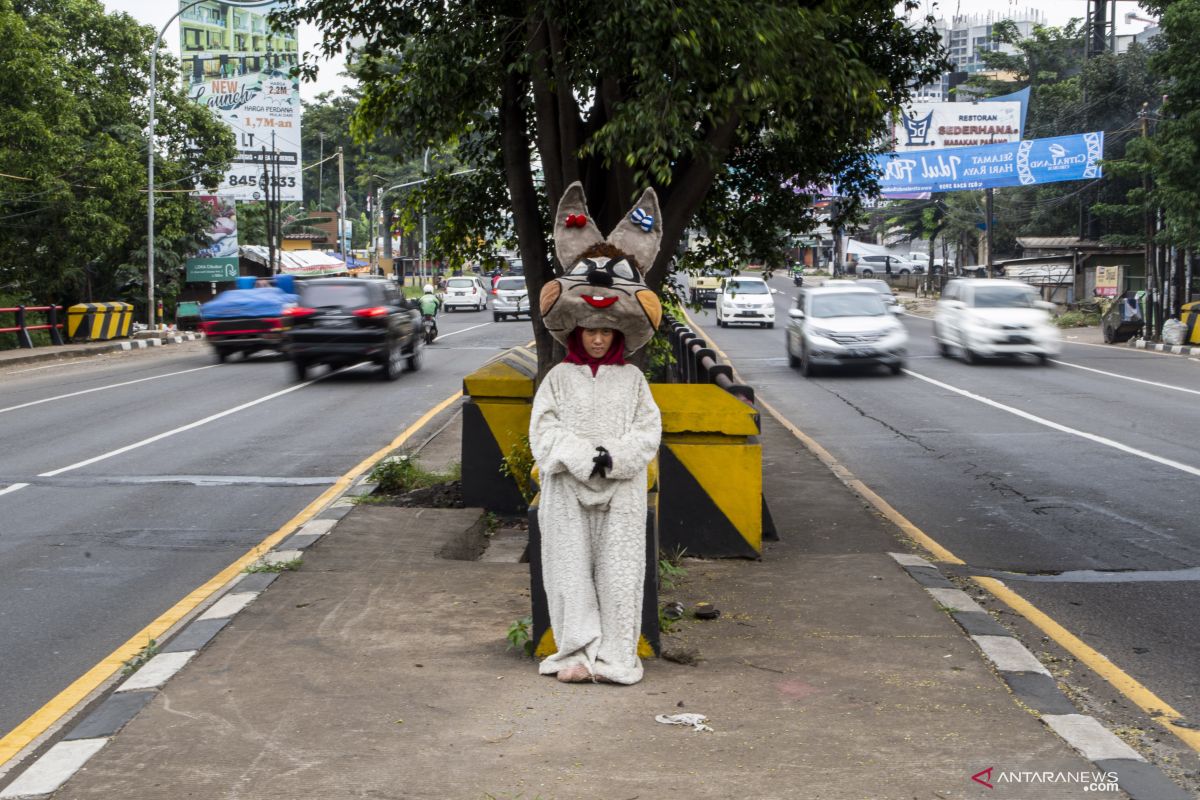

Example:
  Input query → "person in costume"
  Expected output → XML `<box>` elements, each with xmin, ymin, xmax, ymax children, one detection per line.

<box><xmin>529</xmin><ymin>182</ymin><xmax>664</xmax><ymax>685</ymax></box>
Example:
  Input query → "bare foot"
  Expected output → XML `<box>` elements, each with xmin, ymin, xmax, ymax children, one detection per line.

<box><xmin>556</xmin><ymin>664</ymin><xmax>590</xmax><ymax>683</ymax></box>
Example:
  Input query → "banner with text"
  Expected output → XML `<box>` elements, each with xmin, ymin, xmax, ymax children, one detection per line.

<box><xmin>893</xmin><ymin>101</ymin><xmax>1023</xmax><ymax>151</ymax></box>
<box><xmin>874</xmin><ymin>132</ymin><xmax>1104</xmax><ymax>194</ymax></box>
<box><xmin>180</xmin><ymin>1</ymin><xmax>302</xmax><ymax>201</ymax></box>
<box><xmin>186</xmin><ymin>196</ymin><xmax>239</xmax><ymax>282</ymax></box>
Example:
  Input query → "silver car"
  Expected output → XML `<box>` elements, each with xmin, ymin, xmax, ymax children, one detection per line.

<box><xmin>786</xmin><ymin>285</ymin><xmax>908</xmax><ymax>376</ymax></box>
<box><xmin>492</xmin><ymin>276</ymin><xmax>530</xmax><ymax>321</ymax></box>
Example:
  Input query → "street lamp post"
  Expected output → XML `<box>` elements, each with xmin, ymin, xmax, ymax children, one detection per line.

<box><xmin>146</xmin><ymin>0</ymin><xmax>274</xmax><ymax>329</ymax></box>
<box><xmin>378</xmin><ymin>168</ymin><xmax>478</xmax><ymax>286</ymax></box>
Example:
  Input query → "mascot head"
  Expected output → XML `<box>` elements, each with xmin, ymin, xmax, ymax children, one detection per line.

<box><xmin>539</xmin><ymin>182</ymin><xmax>663</xmax><ymax>355</ymax></box>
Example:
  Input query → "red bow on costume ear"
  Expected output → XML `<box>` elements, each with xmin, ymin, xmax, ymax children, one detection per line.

<box><xmin>564</xmin><ymin>214</ymin><xmax>588</xmax><ymax>228</ymax></box>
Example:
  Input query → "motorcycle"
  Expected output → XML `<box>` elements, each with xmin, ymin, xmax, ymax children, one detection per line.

<box><xmin>421</xmin><ymin>314</ymin><xmax>437</xmax><ymax>344</ymax></box>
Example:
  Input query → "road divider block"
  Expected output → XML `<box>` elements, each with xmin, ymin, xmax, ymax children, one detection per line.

<box><xmin>461</xmin><ymin>347</ymin><xmax>537</xmax><ymax>512</ymax></box>
<box><xmin>67</xmin><ymin>302</ymin><xmax>134</xmax><ymax>342</ymax></box>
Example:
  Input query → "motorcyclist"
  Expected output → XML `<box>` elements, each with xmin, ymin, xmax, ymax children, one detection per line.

<box><xmin>418</xmin><ymin>283</ymin><xmax>441</xmax><ymax>338</ymax></box>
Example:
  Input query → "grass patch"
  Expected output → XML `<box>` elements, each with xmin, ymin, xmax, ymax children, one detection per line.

<box><xmin>369</xmin><ymin>453</ymin><xmax>460</xmax><ymax>494</ymax></box>
<box><xmin>1053</xmin><ymin>310</ymin><xmax>1101</xmax><ymax>328</ymax></box>
<box><xmin>244</xmin><ymin>557</ymin><xmax>302</xmax><ymax>574</ymax></box>
<box><xmin>122</xmin><ymin>638</ymin><xmax>160</xmax><ymax>675</ymax></box>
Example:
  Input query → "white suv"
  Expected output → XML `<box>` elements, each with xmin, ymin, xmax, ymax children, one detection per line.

<box><xmin>715</xmin><ymin>276</ymin><xmax>775</xmax><ymax>328</ymax></box>
<box><xmin>442</xmin><ymin>276</ymin><xmax>488</xmax><ymax>311</ymax></box>
<box><xmin>786</xmin><ymin>285</ymin><xmax>908</xmax><ymax>376</ymax></box>
<box><xmin>933</xmin><ymin>279</ymin><xmax>1061</xmax><ymax>364</ymax></box>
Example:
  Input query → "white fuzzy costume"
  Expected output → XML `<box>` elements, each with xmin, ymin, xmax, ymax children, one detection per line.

<box><xmin>530</xmin><ymin>181</ymin><xmax>666</xmax><ymax>684</ymax></box>
<box><xmin>530</xmin><ymin>362</ymin><xmax>661</xmax><ymax>684</ymax></box>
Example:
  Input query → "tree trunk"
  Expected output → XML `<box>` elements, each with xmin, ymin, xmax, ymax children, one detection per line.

<box><xmin>498</xmin><ymin>64</ymin><xmax>558</xmax><ymax>381</ymax></box>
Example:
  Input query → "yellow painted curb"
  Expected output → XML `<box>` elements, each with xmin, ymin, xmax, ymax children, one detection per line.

<box><xmin>0</xmin><ymin>391</ymin><xmax>463</xmax><ymax>771</ymax></box>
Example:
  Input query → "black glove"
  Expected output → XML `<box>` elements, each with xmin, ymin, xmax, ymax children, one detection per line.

<box><xmin>589</xmin><ymin>446</ymin><xmax>612</xmax><ymax>479</ymax></box>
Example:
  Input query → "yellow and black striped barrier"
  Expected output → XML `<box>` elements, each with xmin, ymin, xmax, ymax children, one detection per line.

<box><xmin>66</xmin><ymin>302</ymin><xmax>134</xmax><ymax>341</ymax></box>
<box><xmin>1182</xmin><ymin>302</ymin><xmax>1200</xmax><ymax>344</ymax></box>
<box><xmin>528</xmin><ymin>462</ymin><xmax>662</xmax><ymax>660</ymax></box>
<box><xmin>461</xmin><ymin>346</ymin><xmax>538</xmax><ymax>512</ymax></box>
<box><xmin>652</xmin><ymin>383</ymin><xmax>764</xmax><ymax>558</ymax></box>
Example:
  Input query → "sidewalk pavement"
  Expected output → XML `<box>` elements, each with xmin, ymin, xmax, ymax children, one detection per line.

<box><xmin>0</xmin><ymin>332</ymin><xmax>203</xmax><ymax>370</ymax></box>
<box><xmin>1</xmin><ymin>403</ymin><xmax>1189</xmax><ymax>799</ymax></box>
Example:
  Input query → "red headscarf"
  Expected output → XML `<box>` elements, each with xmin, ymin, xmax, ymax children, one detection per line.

<box><xmin>563</xmin><ymin>327</ymin><xmax>626</xmax><ymax>375</ymax></box>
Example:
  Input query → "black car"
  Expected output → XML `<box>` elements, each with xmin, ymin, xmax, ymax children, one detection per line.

<box><xmin>285</xmin><ymin>278</ymin><xmax>422</xmax><ymax>381</ymax></box>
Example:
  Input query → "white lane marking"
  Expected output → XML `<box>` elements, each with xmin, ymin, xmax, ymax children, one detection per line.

<box><xmin>0</xmin><ymin>483</ymin><xmax>29</xmax><ymax>497</ymax></box>
<box><xmin>114</xmin><ymin>651</ymin><xmax>196</xmax><ymax>692</ymax></box>
<box><xmin>1048</xmin><ymin>358</ymin><xmax>1200</xmax><ymax>396</ymax></box>
<box><xmin>38</xmin><ymin>369</ymin><xmax>346</xmax><ymax>478</ymax></box>
<box><xmin>904</xmin><ymin>368</ymin><xmax>1200</xmax><ymax>478</ymax></box>
<box><xmin>0</xmin><ymin>365</ymin><xmax>220</xmax><ymax>415</ymax></box>
<box><xmin>436</xmin><ymin>321</ymin><xmax>494</xmax><ymax>340</ymax></box>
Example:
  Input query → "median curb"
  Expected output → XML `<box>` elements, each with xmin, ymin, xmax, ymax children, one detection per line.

<box><xmin>888</xmin><ymin>552</ymin><xmax>1191</xmax><ymax>800</ymax></box>
<box><xmin>1129</xmin><ymin>338</ymin><xmax>1200</xmax><ymax>356</ymax></box>
<box><xmin>0</xmin><ymin>333</ymin><xmax>204</xmax><ymax>370</ymax></box>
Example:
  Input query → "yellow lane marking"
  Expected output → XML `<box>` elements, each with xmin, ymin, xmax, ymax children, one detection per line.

<box><xmin>0</xmin><ymin>390</ymin><xmax>463</xmax><ymax>771</ymax></box>
<box><xmin>976</xmin><ymin>577</ymin><xmax>1200</xmax><ymax>752</ymax></box>
<box><xmin>679</xmin><ymin>304</ymin><xmax>1200</xmax><ymax>754</ymax></box>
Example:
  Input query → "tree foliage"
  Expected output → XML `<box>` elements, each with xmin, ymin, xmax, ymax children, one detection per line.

<box><xmin>0</xmin><ymin>0</ymin><xmax>235</xmax><ymax>313</ymax></box>
<box><xmin>276</xmin><ymin>0</ymin><xmax>945</xmax><ymax>373</ymax></box>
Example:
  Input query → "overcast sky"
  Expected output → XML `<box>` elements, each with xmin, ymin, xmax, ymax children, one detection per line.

<box><xmin>102</xmin><ymin>0</ymin><xmax>1161</xmax><ymax>101</ymax></box>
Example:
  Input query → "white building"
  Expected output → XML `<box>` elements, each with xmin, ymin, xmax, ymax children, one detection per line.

<box><xmin>914</xmin><ymin>9</ymin><xmax>1046</xmax><ymax>102</ymax></box>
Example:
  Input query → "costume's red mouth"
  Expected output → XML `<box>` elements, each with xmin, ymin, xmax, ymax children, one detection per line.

<box><xmin>581</xmin><ymin>295</ymin><xmax>619</xmax><ymax>309</ymax></box>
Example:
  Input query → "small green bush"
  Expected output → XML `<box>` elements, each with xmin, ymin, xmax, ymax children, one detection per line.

<box><xmin>499</xmin><ymin>436</ymin><xmax>536</xmax><ymax>504</ymax></box>
<box><xmin>1053</xmin><ymin>310</ymin><xmax>1101</xmax><ymax>329</ymax></box>
<box><xmin>368</xmin><ymin>453</ymin><xmax>459</xmax><ymax>494</ymax></box>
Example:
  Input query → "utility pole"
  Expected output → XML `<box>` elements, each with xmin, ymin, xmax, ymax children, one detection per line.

<box><xmin>1141</xmin><ymin>102</ymin><xmax>1157</xmax><ymax>340</ymax></box>
<box><xmin>336</xmin><ymin>146</ymin><xmax>346</xmax><ymax>259</ymax></box>
<box><xmin>318</xmin><ymin>132</ymin><xmax>325</xmax><ymax>209</ymax></box>
<box><xmin>262</xmin><ymin>145</ymin><xmax>275</xmax><ymax>276</ymax></box>
<box><xmin>985</xmin><ymin>188</ymin><xmax>995</xmax><ymax>274</ymax></box>
<box><xmin>420</xmin><ymin>147</ymin><xmax>430</xmax><ymax>285</ymax></box>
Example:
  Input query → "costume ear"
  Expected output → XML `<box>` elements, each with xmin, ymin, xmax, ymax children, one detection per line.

<box><xmin>607</xmin><ymin>187</ymin><xmax>662</xmax><ymax>275</ymax></box>
<box><xmin>553</xmin><ymin>181</ymin><xmax>603</xmax><ymax>269</ymax></box>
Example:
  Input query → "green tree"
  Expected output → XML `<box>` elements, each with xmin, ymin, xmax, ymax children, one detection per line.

<box><xmin>0</xmin><ymin>0</ymin><xmax>234</xmax><ymax>317</ymax></box>
<box><xmin>276</xmin><ymin>0</ymin><xmax>945</xmax><ymax>374</ymax></box>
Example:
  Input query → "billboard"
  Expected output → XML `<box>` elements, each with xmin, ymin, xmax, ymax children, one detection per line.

<box><xmin>893</xmin><ymin>101</ymin><xmax>1023</xmax><ymax>151</ymax></box>
<box><xmin>180</xmin><ymin>1</ymin><xmax>302</xmax><ymax>202</ymax></box>
<box><xmin>874</xmin><ymin>132</ymin><xmax>1104</xmax><ymax>194</ymax></box>
<box><xmin>186</xmin><ymin>196</ymin><xmax>239</xmax><ymax>282</ymax></box>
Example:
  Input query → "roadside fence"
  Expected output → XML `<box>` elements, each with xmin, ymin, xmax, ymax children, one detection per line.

<box><xmin>0</xmin><ymin>305</ymin><xmax>66</xmax><ymax>349</ymax></box>
<box><xmin>662</xmin><ymin>313</ymin><xmax>755</xmax><ymax>406</ymax></box>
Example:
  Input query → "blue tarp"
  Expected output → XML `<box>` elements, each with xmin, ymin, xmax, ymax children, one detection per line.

<box><xmin>199</xmin><ymin>287</ymin><xmax>298</xmax><ymax>320</ymax></box>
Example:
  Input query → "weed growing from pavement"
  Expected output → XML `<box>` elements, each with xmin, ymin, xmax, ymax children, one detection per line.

<box><xmin>657</xmin><ymin>546</ymin><xmax>689</xmax><ymax>591</ymax></box>
<box><xmin>506</xmin><ymin>615</ymin><xmax>534</xmax><ymax>657</ymax></box>
<box><xmin>244</xmin><ymin>558</ymin><xmax>302</xmax><ymax>574</ymax></box>
<box><xmin>122</xmin><ymin>638</ymin><xmax>159</xmax><ymax>675</ymax></box>
<box><xmin>658</xmin><ymin>606</ymin><xmax>679</xmax><ymax>635</ymax></box>
<box><xmin>483</xmin><ymin>512</ymin><xmax>501</xmax><ymax>537</ymax></box>
<box><xmin>369</xmin><ymin>452</ymin><xmax>460</xmax><ymax>494</ymax></box>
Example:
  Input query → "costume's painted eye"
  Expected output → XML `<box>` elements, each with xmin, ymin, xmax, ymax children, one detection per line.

<box><xmin>569</xmin><ymin>261</ymin><xmax>591</xmax><ymax>276</ymax></box>
<box><xmin>612</xmin><ymin>260</ymin><xmax>635</xmax><ymax>281</ymax></box>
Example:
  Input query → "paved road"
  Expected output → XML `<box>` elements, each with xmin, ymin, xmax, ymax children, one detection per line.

<box><xmin>0</xmin><ymin>307</ymin><xmax>533</xmax><ymax>738</ymax></box>
<box><xmin>689</xmin><ymin>275</ymin><xmax>1200</xmax><ymax>727</ymax></box>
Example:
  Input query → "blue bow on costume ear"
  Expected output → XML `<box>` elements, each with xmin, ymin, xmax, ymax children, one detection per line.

<box><xmin>630</xmin><ymin>207</ymin><xmax>654</xmax><ymax>232</ymax></box>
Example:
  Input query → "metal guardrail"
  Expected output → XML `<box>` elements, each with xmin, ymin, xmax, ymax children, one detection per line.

<box><xmin>0</xmin><ymin>305</ymin><xmax>66</xmax><ymax>348</ymax></box>
<box><xmin>662</xmin><ymin>313</ymin><xmax>755</xmax><ymax>406</ymax></box>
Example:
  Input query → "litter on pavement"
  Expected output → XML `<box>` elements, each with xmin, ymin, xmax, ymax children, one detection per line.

<box><xmin>655</xmin><ymin>713</ymin><xmax>714</xmax><ymax>732</ymax></box>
